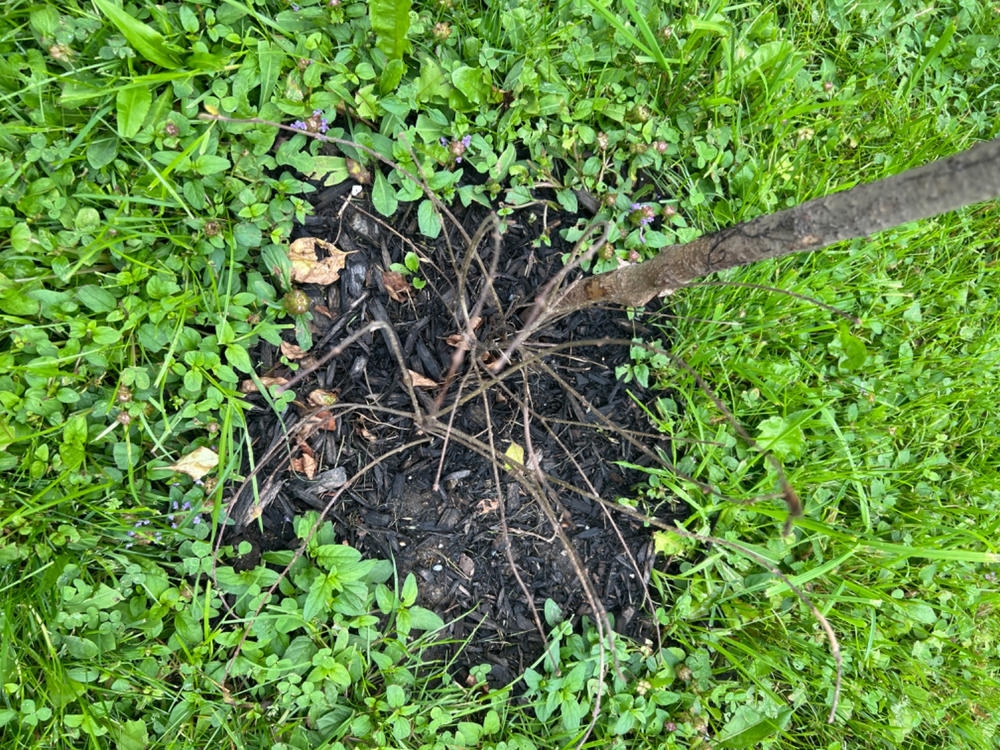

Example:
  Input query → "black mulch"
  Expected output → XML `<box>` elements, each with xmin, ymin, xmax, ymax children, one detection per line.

<box><xmin>222</xmin><ymin>192</ymin><xmax>687</xmax><ymax>683</ymax></box>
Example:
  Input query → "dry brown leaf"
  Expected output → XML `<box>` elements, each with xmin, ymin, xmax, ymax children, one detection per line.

<box><xmin>458</xmin><ymin>553</ymin><xmax>475</xmax><ymax>578</ymax></box>
<box><xmin>290</xmin><ymin>452</ymin><xmax>317</xmax><ymax>479</ymax></box>
<box><xmin>168</xmin><ymin>446</ymin><xmax>218</xmax><ymax>481</ymax></box>
<box><xmin>301</xmin><ymin>409</ymin><xmax>337</xmax><ymax>431</ymax></box>
<box><xmin>382</xmin><ymin>270</ymin><xmax>410</xmax><ymax>302</ymax></box>
<box><xmin>346</xmin><ymin>157</ymin><xmax>370</xmax><ymax>185</ymax></box>
<box><xmin>404</xmin><ymin>369</ymin><xmax>438</xmax><ymax>388</ymax></box>
<box><xmin>239</xmin><ymin>376</ymin><xmax>289</xmax><ymax>393</ymax></box>
<box><xmin>313</xmin><ymin>303</ymin><xmax>335</xmax><ymax>320</ymax></box>
<box><xmin>475</xmin><ymin>497</ymin><xmax>499</xmax><ymax>515</ymax></box>
<box><xmin>281</xmin><ymin>341</ymin><xmax>308</xmax><ymax>360</ymax></box>
<box><xmin>307</xmin><ymin>389</ymin><xmax>339</xmax><ymax>407</ymax></box>
<box><xmin>288</xmin><ymin>237</ymin><xmax>348</xmax><ymax>285</ymax></box>
<box><xmin>445</xmin><ymin>317</ymin><xmax>482</xmax><ymax>349</ymax></box>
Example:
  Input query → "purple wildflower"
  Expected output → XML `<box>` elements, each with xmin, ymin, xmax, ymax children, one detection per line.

<box><xmin>291</xmin><ymin>3</ymin><xmax>300</xmax><ymax>11</ymax></box>
<box><xmin>446</xmin><ymin>134</ymin><xmax>473</xmax><ymax>163</ymax></box>
<box><xmin>291</xmin><ymin>120</ymin><xmax>308</xmax><ymax>130</ymax></box>
<box><xmin>629</xmin><ymin>203</ymin><xmax>657</xmax><ymax>243</ymax></box>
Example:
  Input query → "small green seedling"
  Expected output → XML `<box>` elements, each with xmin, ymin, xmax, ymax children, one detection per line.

<box><xmin>390</xmin><ymin>251</ymin><xmax>427</xmax><ymax>290</ymax></box>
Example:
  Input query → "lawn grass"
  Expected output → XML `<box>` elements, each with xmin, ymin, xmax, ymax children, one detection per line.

<box><xmin>1</xmin><ymin>0</ymin><xmax>998</xmax><ymax>747</ymax></box>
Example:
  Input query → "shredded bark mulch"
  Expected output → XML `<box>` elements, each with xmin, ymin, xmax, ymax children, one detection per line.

<box><xmin>222</xmin><ymin>193</ymin><xmax>687</xmax><ymax>682</ymax></box>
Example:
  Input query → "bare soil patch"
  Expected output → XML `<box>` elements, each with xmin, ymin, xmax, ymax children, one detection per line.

<box><xmin>223</xmin><ymin>192</ymin><xmax>686</xmax><ymax>681</ymax></box>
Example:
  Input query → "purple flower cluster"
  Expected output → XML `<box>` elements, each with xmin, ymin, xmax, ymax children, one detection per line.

<box><xmin>125</xmin><ymin>518</ymin><xmax>161</xmax><ymax>548</ymax></box>
<box><xmin>630</xmin><ymin>203</ymin><xmax>657</xmax><ymax>243</ymax></box>
<box><xmin>291</xmin><ymin>109</ymin><xmax>330</xmax><ymax>134</ymax></box>
<box><xmin>168</xmin><ymin>499</ymin><xmax>205</xmax><ymax>529</ymax></box>
<box><xmin>123</xmin><ymin>499</ymin><xmax>206</xmax><ymax>548</ymax></box>
<box><xmin>441</xmin><ymin>134</ymin><xmax>472</xmax><ymax>163</ymax></box>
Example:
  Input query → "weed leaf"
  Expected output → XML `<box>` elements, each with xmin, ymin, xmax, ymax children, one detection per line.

<box><xmin>369</xmin><ymin>0</ymin><xmax>412</xmax><ymax>60</ymax></box>
<box><xmin>372</xmin><ymin>170</ymin><xmax>398</xmax><ymax>216</ymax></box>
<box><xmin>93</xmin><ymin>0</ymin><xmax>183</xmax><ymax>69</ymax></box>
<box><xmin>257</xmin><ymin>40</ymin><xmax>282</xmax><ymax>108</ymax></box>
<box><xmin>717</xmin><ymin>706</ymin><xmax>793</xmax><ymax>747</ymax></box>
<box><xmin>116</xmin><ymin>85</ymin><xmax>152</xmax><ymax>138</ymax></box>
<box><xmin>417</xmin><ymin>199</ymin><xmax>441</xmax><ymax>238</ymax></box>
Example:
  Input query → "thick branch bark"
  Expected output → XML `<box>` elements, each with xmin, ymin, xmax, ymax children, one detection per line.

<box><xmin>555</xmin><ymin>137</ymin><xmax>1000</xmax><ymax>311</ymax></box>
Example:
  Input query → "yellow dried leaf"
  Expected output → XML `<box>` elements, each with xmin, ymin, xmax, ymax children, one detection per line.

<box><xmin>168</xmin><ymin>446</ymin><xmax>219</xmax><ymax>481</ymax></box>
<box><xmin>503</xmin><ymin>442</ymin><xmax>524</xmax><ymax>472</ymax></box>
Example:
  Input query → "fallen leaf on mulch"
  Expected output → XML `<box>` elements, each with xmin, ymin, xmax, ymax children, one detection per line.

<box><xmin>239</xmin><ymin>376</ymin><xmax>289</xmax><ymax>393</ymax></box>
<box><xmin>168</xmin><ymin>446</ymin><xmax>218</xmax><ymax>481</ymax></box>
<box><xmin>300</xmin><ymin>409</ymin><xmax>337</xmax><ymax>431</ymax></box>
<box><xmin>503</xmin><ymin>441</ymin><xmax>525</xmax><ymax>471</ymax></box>
<box><xmin>382</xmin><ymin>270</ymin><xmax>410</xmax><ymax>302</ymax></box>
<box><xmin>476</xmin><ymin>497</ymin><xmax>499</xmax><ymax>515</ymax></box>
<box><xmin>290</xmin><ymin>452</ymin><xmax>317</xmax><ymax>479</ymax></box>
<box><xmin>281</xmin><ymin>341</ymin><xmax>308</xmax><ymax>360</ymax></box>
<box><xmin>445</xmin><ymin>317</ymin><xmax>482</xmax><ymax>349</ymax></box>
<box><xmin>307</xmin><ymin>389</ymin><xmax>339</xmax><ymax>407</ymax></box>
<box><xmin>458</xmin><ymin>553</ymin><xmax>475</xmax><ymax>578</ymax></box>
<box><xmin>404</xmin><ymin>369</ymin><xmax>438</xmax><ymax>388</ymax></box>
<box><xmin>288</xmin><ymin>237</ymin><xmax>348</xmax><ymax>284</ymax></box>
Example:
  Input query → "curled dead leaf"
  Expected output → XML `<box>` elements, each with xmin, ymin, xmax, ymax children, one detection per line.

<box><xmin>307</xmin><ymin>389</ymin><xmax>339</xmax><ymax>407</ymax></box>
<box><xmin>346</xmin><ymin>158</ymin><xmax>371</xmax><ymax>185</ymax></box>
<box><xmin>313</xmin><ymin>303</ymin><xmax>335</xmax><ymax>320</ymax></box>
<box><xmin>239</xmin><ymin>376</ymin><xmax>289</xmax><ymax>394</ymax></box>
<box><xmin>288</xmin><ymin>237</ymin><xmax>348</xmax><ymax>285</ymax></box>
<box><xmin>168</xmin><ymin>446</ymin><xmax>219</xmax><ymax>481</ymax></box>
<box><xmin>382</xmin><ymin>270</ymin><xmax>410</xmax><ymax>302</ymax></box>
<box><xmin>458</xmin><ymin>553</ymin><xmax>475</xmax><ymax>578</ymax></box>
<box><xmin>300</xmin><ymin>408</ymin><xmax>337</xmax><ymax>431</ymax></box>
<box><xmin>290</xmin><ymin>452</ymin><xmax>317</xmax><ymax>480</ymax></box>
<box><xmin>280</xmin><ymin>341</ymin><xmax>308</xmax><ymax>360</ymax></box>
<box><xmin>404</xmin><ymin>369</ymin><xmax>438</xmax><ymax>388</ymax></box>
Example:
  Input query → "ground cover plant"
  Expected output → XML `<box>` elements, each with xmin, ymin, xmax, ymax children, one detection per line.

<box><xmin>1</xmin><ymin>0</ymin><xmax>999</xmax><ymax>748</ymax></box>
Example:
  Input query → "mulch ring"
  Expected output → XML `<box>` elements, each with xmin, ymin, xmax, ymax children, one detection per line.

<box><xmin>222</xmin><ymin>192</ymin><xmax>688</xmax><ymax>684</ymax></box>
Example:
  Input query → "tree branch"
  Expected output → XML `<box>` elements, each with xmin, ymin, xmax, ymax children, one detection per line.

<box><xmin>555</xmin><ymin>137</ymin><xmax>1000</xmax><ymax>311</ymax></box>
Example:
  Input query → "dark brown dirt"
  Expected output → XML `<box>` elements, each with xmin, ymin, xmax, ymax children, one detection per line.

<box><xmin>222</xmin><ymin>190</ymin><xmax>687</xmax><ymax>683</ymax></box>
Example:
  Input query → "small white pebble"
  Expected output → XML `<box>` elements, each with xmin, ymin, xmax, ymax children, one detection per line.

<box><xmin>432</xmin><ymin>564</ymin><xmax>443</xmax><ymax>572</ymax></box>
